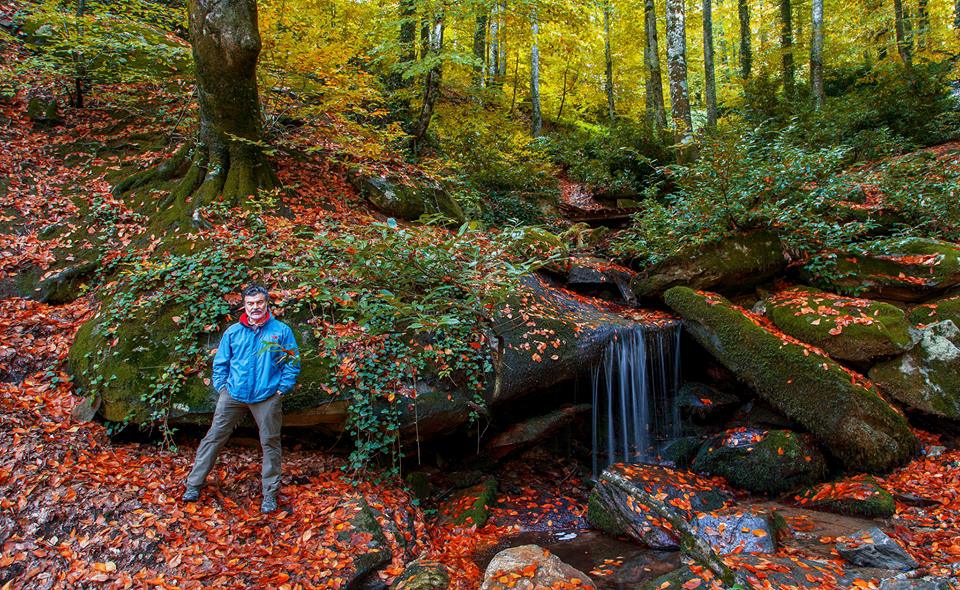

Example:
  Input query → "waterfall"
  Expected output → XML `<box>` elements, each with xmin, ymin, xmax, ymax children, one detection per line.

<box><xmin>591</xmin><ymin>324</ymin><xmax>682</xmax><ymax>476</ymax></box>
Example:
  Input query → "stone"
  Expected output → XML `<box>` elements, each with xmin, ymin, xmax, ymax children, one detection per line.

<box><xmin>631</xmin><ymin>231</ymin><xmax>786</xmax><ymax>299</ymax></box>
<box><xmin>691</xmin><ymin>428</ymin><xmax>828</xmax><ymax>495</ymax></box>
<box><xmin>486</xmin><ymin>405</ymin><xmax>590</xmax><ymax>460</ymax></box>
<box><xmin>676</xmin><ymin>382</ymin><xmax>741</xmax><ymax>423</ymax></box>
<box><xmin>909</xmin><ymin>294</ymin><xmax>960</xmax><ymax>329</ymax></box>
<box><xmin>796</xmin><ymin>475</ymin><xmax>896</xmax><ymax>519</ymax></box>
<box><xmin>337</xmin><ymin>497</ymin><xmax>392</xmax><ymax>587</ymax></box>
<box><xmin>347</xmin><ymin>169</ymin><xmax>464</xmax><ymax>223</ymax></box>
<box><xmin>878</xmin><ymin>577</ymin><xmax>958</xmax><ymax>590</ymax></box>
<box><xmin>690</xmin><ymin>507</ymin><xmax>779</xmax><ymax>555</ymax></box>
<box><xmin>480</xmin><ymin>545</ymin><xmax>597</xmax><ymax>590</ymax></box>
<box><xmin>391</xmin><ymin>560</ymin><xmax>450</xmax><ymax>590</ymax></box>
<box><xmin>563</xmin><ymin>256</ymin><xmax>636</xmax><ymax>304</ymax></box>
<box><xmin>764</xmin><ymin>286</ymin><xmax>914</xmax><ymax>362</ymax></box>
<box><xmin>836</xmin><ymin>528</ymin><xmax>919</xmax><ymax>571</ymax></box>
<box><xmin>664</xmin><ymin>287</ymin><xmax>918</xmax><ymax>472</ymax></box>
<box><xmin>659</xmin><ymin>436</ymin><xmax>704</xmax><ymax>469</ymax></box>
<box><xmin>870</xmin><ymin>320</ymin><xmax>960</xmax><ymax>420</ymax></box>
<box><xmin>438</xmin><ymin>477</ymin><xmax>497</xmax><ymax>527</ymax></box>
<box><xmin>803</xmin><ymin>238</ymin><xmax>960</xmax><ymax>302</ymax></box>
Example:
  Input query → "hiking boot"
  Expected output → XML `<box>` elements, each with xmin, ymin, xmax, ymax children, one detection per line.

<box><xmin>182</xmin><ymin>485</ymin><xmax>201</xmax><ymax>502</ymax></box>
<box><xmin>261</xmin><ymin>496</ymin><xmax>278</xmax><ymax>514</ymax></box>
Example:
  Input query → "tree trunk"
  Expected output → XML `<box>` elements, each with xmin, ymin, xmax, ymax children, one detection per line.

<box><xmin>644</xmin><ymin>0</ymin><xmax>667</xmax><ymax>131</ymax></box>
<box><xmin>412</xmin><ymin>8</ymin><xmax>444</xmax><ymax>155</ymax></box>
<box><xmin>703</xmin><ymin>0</ymin><xmax>717</xmax><ymax>127</ymax></box>
<box><xmin>893</xmin><ymin>0</ymin><xmax>913</xmax><ymax>68</ymax></box>
<box><xmin>489</xmin><ymin>3</ymin><xmax>500</xmax><ymax>85</ymax></box>
<box><xmin>498</xmin><ymin>1</ymin><xmax>507</xmax><ymax>79</ymax></box>
<box><xmin>739</xmin><ymin>0</ymin><xmax>751</xmax><ymax>79</ymax></box>
<box><xmin>400</xmin><ymin>0</ymin><xmax>417</xmax><ymax>64</ymax></box>
<box><xmin>473</xmin><ymin>8</ymin><xmax>488</xmax><ymax>88</ymax></box>
<box><xmin>916</xmin><ymin>0</ymin><xmax>929</xmax><ymax>48</ymax></box>
<box><xmin>810</xmin><ymin>0</ymin><xmax>825</xmax><ymax>109</ymax></box>
<box><xmin>603</xmin><ymin>1</ymin><xmax>616</xmax><ymax>121</ymax></box>
<box><xmin>666</xmin><ymin>0</ymin><xmax>692</xmax><ymax>135</ymax></box>
<box><xmin>780</xmin><ymin>0</ymin><xmax>795</xmax><ymax>97</ymax></box>
<box><xmin>955</xmin><ymin>0</ymin><xmax>960</xmax><ymax>32</ymax></box>
<box><xmin>530</xmin><ymin>5</ymin><xmax>542</xmax><ymax>137</ymax></box>
<box><xmin>114</xmin><ymin>0</ymin><xmax>276</xmax><ymax>218</ymax></box>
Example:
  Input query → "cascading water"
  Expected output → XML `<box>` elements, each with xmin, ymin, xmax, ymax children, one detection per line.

<box><xmin>591</xmin><ymin>323</ymin><xmax>682</xmax><ymax>477</ymax></box>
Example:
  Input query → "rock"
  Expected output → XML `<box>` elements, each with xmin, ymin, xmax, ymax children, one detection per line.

<box><xmin>836</xmin><ymin>528</ymin><xmax>919</xmax><ymax>571</ymax></box>
<box><xmin>27</xmin><ymin>96</ymin><xmax>62</xmax><ymax>125</ymax></box>
<box><xmin>764</xmin><ymin>287</ymin><xmax>914</xmax><ymax>362</ymax></box>
<box><xmin>347</xmin><ymin>169</ymin><xmax>464</xmax><ymax>223</ymax></box>
<box><xmin>392</xmin><ymin>560</ymin><xmax>450</xmax><ymax>590</ymax></box>
<box><xmin>691</xmin><ymin>428</ymin><xmax>828</xmax><ymax>495</ymax></box>
<box><xmin>728</xmin><ymin>399</ymin><xmax>798</xmax><ymax>431</ymax></box>
<box><xmin>691</xmin><ymin>507</ymin><xmax>779</xmax><ymax>555</ymax></box>
<box><xmin>795</xmin><ymin>475</ymin><xmax>896</xmax><ymax>519</ymax></box>
<box><xmin>636</xmin><ymin>566</ymin><xmax>700</xmax><ymax>590</ymax></box>
<box><xmin>676</xmin><ymin>382</ymin><xmax>741</xmax><ymax>423</ymax></box>
<box><xmin>909</xmin><ymin>294</ymin><xmax>960</xmax><ymax>329</ymax></box>
<box><xmin>664</xmin><ymin>287</ymin><xmax>918</xmax><ymax>472</ymax></box>
<box><xmin>480</xmin><ymin>545</ymin><xmax>597</xmax><ymax>590</ymax></box>
<box><xmin>659</xmin><ymin>436</ymin><xmax>704</xmax><ymax>469</ymax></box>
<box><xmin>439</xmin><ymin>477</ymin><xmax>497</xmax><ymax>527</ymax></box>
<box><xmin>563</xmin><ymin>256</ymin><xmax>636</xmax><ymax>304</ymax></box>
<box><xmin>486</xmin><ymin>405</ymin><xmax>590</xmax><ymax>460</ymax></box>
<box><xmin>338</xmin><ymin>497</ymin><xmax>392</xmax><ymax>588</ymax></box>
<box><xmin>631</xmin><ymin>231</ymin><xmax>785</xmax><ymax>299</ymax></box>
<box><xmin>879</xmin><ymin>577</ymin><xmax>958</xmax><ymax>590</ymax></box>
<box><xmin>870</xmin><ymin>321</ymin><xmax>960</xmax><ymax>420</ymax></box>
<box><xmin>804</xmin><ymin>238</ymin><xmax>960</xmax><ymax>302</ymax></box>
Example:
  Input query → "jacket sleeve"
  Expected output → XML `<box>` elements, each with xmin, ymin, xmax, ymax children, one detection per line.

<box><xmin>277</xmin><ymin>327</ymin><xmax>301</xmax><ymax>394</ymax></box>
<box><xmin>212</xmin><ymin>329</ymin><xmax>232</xmax><ymax>392</ymax></box>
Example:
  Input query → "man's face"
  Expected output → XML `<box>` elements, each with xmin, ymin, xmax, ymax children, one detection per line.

<box><xmin>243</xmin><ymin>293</ymin><xmax>269</xmax><ymax>322</ymax></box>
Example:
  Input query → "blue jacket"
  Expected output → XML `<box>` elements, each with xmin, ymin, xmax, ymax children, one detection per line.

<box><xmin>212</xmin><ymin>316</ymin><xmax>301</xmax><ymax>404</ymax></box>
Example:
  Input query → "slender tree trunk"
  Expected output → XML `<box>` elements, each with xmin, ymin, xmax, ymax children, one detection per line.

<box><xmin>739</xmin><ymin>0</ymin><xmax>752</xmax><ymax>79</ymax></box>
<box><xmin>498</xmin><ymin>1</ymin><xmax>507</xmax><ymax>79</ymax></box>
<box><xmin>412</xmin><ymin>8</ymin><xmax>444</xmax><ymax>155</ymax></box>
<box><xmin>703</xmin><ymin>0</ymin><xmax>717</xmax><ymax>127</ymax></box>
<box><xmin>509</xmin><ymin>52</ymin><xmax>520</xmax><ymax>113</ymax></box>
<box><xmin>916</xmin><ymin>0</ymin><xmax>929</xmax><ymax>48</ymax></box>
<box><xmin>666</xmin><ymin>0</ymin><xmax>692</xmax><ymax>135</ymax></box>
<box><xmin>781</xmin><ymin>0</ymin><xmax>795</xmax><ymax>97</ymax></box>
<box><xmin>473</xmin><ymin>9</ymin><xmax>488</xmax><ymax>88</ymax></box>
<box><xmin>603</xmin><ymin>1</ymin><xmax>616</xmax><ymax>121</ymax></box>
<box><xmin>489</xmin><ymin>3</ymin><xmax>500</xmax><ymax>85</ymax></box>
<box><xmin>955</xmin><ymin>0</ymin><xmax>960</xmax><ymax>31</ymax></box>
<box><xmin>557</xmin><ymin>59</ymin><xmax>570</xmax><ymax>123</ymax></box>
<box><xmin>420</xmin><ymin>16</ymin><xmax>430</xmax><ymax>60</ymax></box>
<box><xmin>72</xmin><ymin>0</ymin><xmax>87</xmax><ymax>108</ymax></box>
<box><xmin>810</xmin><ymin>0</ymin><xmax>825</xmax><ymax>108</ymax></box>
<box><xmin>893</xmin><ymin>0</ymin><xmax>913</xmax><ymax>68</ymax></box>
<box><xmin>644</xmin><ymin>0</ymin><xmax>667</xmax><ymax>131</ymax></box>
<box><xmin>530</xmin><ymin>4</ymin><xmax>542</xmax><ymax>136</ymax></box>
<box><xmin>399</xmin><ymin>0</ymin><xmax>417</xmax><ymax>63</ymax></box>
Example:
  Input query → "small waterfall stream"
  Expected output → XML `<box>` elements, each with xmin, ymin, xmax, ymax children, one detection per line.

<box><xmin>591</xmin><ymin>324</ymin><xmax>682</xmax><ymax>476</ymax></box>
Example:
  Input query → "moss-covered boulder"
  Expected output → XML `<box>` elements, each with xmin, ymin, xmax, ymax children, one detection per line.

<box><xmin>804</xmin><ymin>238</ymin><xmax>960</xmax><ymax>302</ymax></box>
<box><xmin>909</xmin><ymin>294</ymin><xmax>960</xmax><ymax>328</ymax></box>
<box><xmin>630</xmin><ymin>231</ymin><xmax>785</xmax><ymax>299</ymax></box>
<box><xmin>869</xmin><ymin>320</ymin><xmax>960</xmax><ymax>419</ymax></box>
<box><xmin>439</xmin><ymin>477</ymin><xmax>498</xmax><ymax>527</ymax></box>
<box><xmin>392</xmin><ymin>561</ymin><xmax>451</xmax><ymax>590</ymax></box>
<box><xmin>664</xmin><ymin>287</ymin><xmax>918</xmax><ymax>472</ymax></box>
<box><xmin>795</xmin><ymin>474</ymin><xmax>896</xmax><ymax>518</ymax></box>
<box><xmin>337</xmin><ymin>496</ymin><xmax>392</xmax><ymax>586</ymax></box>
<box><xmin>691</xmin><ymin>428</ymin><xmax>828</xmax><ymax>495</ymax></box>
<box><xmin>480</xmin><ymin>545</ymin><xmax>597</xmax><ymax>590</ymax></box>
<box><xmin>347</xmin><ymin>169</ymin><xmax>464</xmax><ymax>224</ymax></box>
<box><xmin>765</xmin><ymin>287</ymin><xmax>914</xmax><ymax>362</ymax></box>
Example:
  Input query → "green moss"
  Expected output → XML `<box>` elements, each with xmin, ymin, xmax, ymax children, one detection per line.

<box><xmin>586</xmin><ymin>488</ymin><xmax>627</xmax><ymax>536</ymax></box>
<box><xmin>452</xmin><ymin>476</ymin><xmax>497</xmax><ymax>527</ymax></box>
<box><xmin>797</xmin><ymin>475</ymin><xmax>896</xmax><ymax>518</ymax></box>
<box><xmin>910</xmin><ymin>295</ymin><xmax>960</xmax><ymax>328</ymax></box>
<box><xmin>664</xmin><ymin>287</ymin><xmax>918</xmax><ymax>472</ymax></box>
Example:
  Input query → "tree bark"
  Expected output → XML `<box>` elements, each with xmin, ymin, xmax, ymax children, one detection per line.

<box><xmin>955</xmin><ymin>0</ymin><xmax>960</xmax><ymax>32</ymax></box>
<box><xmin>666</xmin><ymin>0</ymin><xmax>692</xmax><ymax>136</ymax></box>
<box><xmin>412</xmin><ymin>8</ymin><xmax>444</xmax><ymax>155</ymax></box>
<box><xmin>893</xmin><ymin>0</ymin><xmax>913</xmax><ymax>68</ymax></box>
<box><xmin>603</xmin><ymin>0</ymin><xmax>616</xmax><ymax>121</ymax></box>
<box><xmin>703</xmin><ymin>0</ymin><xmax>717</xmax><ymax>127</ymax></box>
<box><xmin>916</xmin><ymin>0</ymin><xmax>929</xmax><ymax>48</ymax></box>
<box><xmin>400</xmin><ymin>0</ymin><xmax>417</xmax><ymax>64</ymax></box>
<box><xmin>644</xmin><ymin>0</ymin><xmax>667</xmax><ymax>131</ymax></box>
<box><xmin>530</xmin><ymin>4</ymin><xmax>542</xmax><ymax>136</ymax></box>
<box><xmin>488</xmin><ymin>2</ymin><xmax>500</xmax><ymax>85</ymax></box>
<box><xmin>498</xmin><ymin>1</ymin><xmax>507</xmax><ymax>79</ymax></box>
<box><xmin>810</xmin><ymin>0</ymin><xmax>825</xmax><ymax>109</ymax></box>
<box><xmin>780</xmin><ymin>0</ymin><xmax>795</xmax><ymax>98</ymax></box>
<box><xmin>473</xmin><ymin>8</ymin><xmax>488</xmax><ymax>88</ymax></box>
<box><xmin>739</xmin><ymin>0</ymin><xmax>752</xmax><ymax>79</ymax></box>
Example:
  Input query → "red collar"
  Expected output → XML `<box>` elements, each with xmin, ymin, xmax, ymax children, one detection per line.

<box><xmin>239</xmin><ymin>310</ymin><xmax>271</xmax><ymax>328</ymax></box>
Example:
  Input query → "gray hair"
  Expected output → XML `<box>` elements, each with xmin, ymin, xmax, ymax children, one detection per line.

<box><xmin>242</xmin><ymin>284</ymin><xmax>270</xmax><ymax>301</ymax></box>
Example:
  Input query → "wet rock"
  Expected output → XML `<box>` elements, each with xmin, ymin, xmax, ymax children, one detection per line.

<box><xmin>728</xmin><ymin>399</ymin><xmax>798</xmax><ymax>431</ymax></box>
<box><xmin>636</xmin><ymin>566</ymin><xmax>700</xmax><ymax>590</ymax></box>
<box><xmin>691</xmin><ymin>507</ymin><xmax>778</xmax><ymax>555</ymax></box>
<box><xmin>347</xmin><ymin>169</ymin><xmax>464</xmax><ymax>223</ymax></box>
<box><xmin>803</xmin><ymin>238</ymin><xmax>960</xmax><ymax>302</ymax></box>
<box><xmin>480</xmin><ymin>544</ymin><xmax>597</xmax><ymax>590</ymax></box>
<box><xmin>764</xmin><ymin>287</ymin><xmax>914</xmax><ymax>362</ymax></box>
<box><xmin>392</xmin><ymin>560</ymin><xmax>450</xmax><ymax>590</ymax></box>
<box><xmin>870</xmin><ymin>320</ymin><xmax>960</xmax><ymax>420</ymax></box>
<box><xmin>631</xmin><ymin>231</ymin><xmax>786</xmax><ymax>299</ymax></box>
<box><xmin>878</xmin><ymin>577</ymin><xmax>958</xmax><ymax>590</ymax></box>
<box><xmin>438</xmin><ymin>477</ymin><xmax>497</xmax><ymax>527</ymax></box>
<box><xmin>338</xmin><ymin>497</ymin><xmax>392</xmax><ymax>588</ymax></box>
<box><xmin>486</xmin><ymin>405</ymin><xmax>590</xmax><ymax>460</ymax></box>
<box><xmin>676</xmin><ymin>382</ymin><xmax>741</xmax><ymax>423</ymax></box>
<box><xmin>795</xmin><ymin>475</ymin><xmax>896</xmax><ymax>519</ymax></box>
<box><xmin>836</xmin><ymin>528</ymin><xmax>918</xmax><ymax>571</ymax></box>
<box><xmin>659</xmin><ymin>436</ymin><xmax>704</xmax><ymax>469</ymax></box>
<box><xmin>562</xmin><ymin>257</ymin><xmax>636</xmax><ymax>304</ymax></box>
<box><xmin>691</xmin><ymin>428</ymin><xmax>828</xmax><ymax>496</ymax></box>
<box><xmin>664</xmin><ymin>287</ymin><xmax>918</xmax><ymax>472</ymax></box>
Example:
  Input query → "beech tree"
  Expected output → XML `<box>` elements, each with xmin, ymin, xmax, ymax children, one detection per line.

<box><xmin>666</xmin><ymin>0</ymin><xmax>692</xmax><ymax>135</ymax></box>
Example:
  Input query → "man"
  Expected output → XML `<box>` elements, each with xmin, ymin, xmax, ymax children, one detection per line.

<box><xmin>182</xmin><ymin>284</ymin><xmax>300</xmax><ymax>514</ymax></box>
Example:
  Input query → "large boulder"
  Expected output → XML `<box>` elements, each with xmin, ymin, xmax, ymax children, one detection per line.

<box><xmin>836</xmin><ymin>528</ymin><xmax>919</xmax><ymax>571</ymax></box>
<box><xmin>764</xmin><ymin>287</ymin><xmax>914</xmax><ymax>363</ymax></box>
<box><xmin>664</xmin><ymin>287</ymin><xmax>918</xmax><ymax>472</ymax></box>
<box><xmin>804</xmin><ymin>238</ymin><xmax>960</xmax><ymax>302</ymax></box>
<box><xmin>480</xmin><ymin>545</ymin><xmax>596</xmax><ymax>590</ymax></box>
<box><xmin>690</xmin><ymin>507</ymin><xmax>780</xmax><ymax>555</ymax></box>
<box><xmin>795</xmin><ymin>474</ymin><xmax>896</xmax><ymax>519</ymax></box>
<box><xmin>347</xmin><ymin>169</ymin><xmax>465</xmax><ymax>223</ymax></box>
<box><xmin>869</xmin><ymin>320</ymin><xmax>960</xmax><ymax>420</ymax></box>
<box><xmin>691</xmin><ymin>428</ymin><xmax>828</xmax><ymax>495</ymax></box>
<box><xmin>630</xmin><ymin>231</ymin><xmax>785</xmax><ymax>299</ymax></box>
<box><xmin>485</xmin><ymin>405</ymin><xmax>590</xmax><ymax>460</ymax></box>
<box><xmin>909</xmin><ymin>294</ymin><xmax>960</xmax><ymax>328</ymax></box>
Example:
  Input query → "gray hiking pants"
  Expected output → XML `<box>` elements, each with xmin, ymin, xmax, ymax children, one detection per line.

<box><xmin>186</xmin><ymin>389</ymin><xmax>283</xmax><ymax>498</ymax></box>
